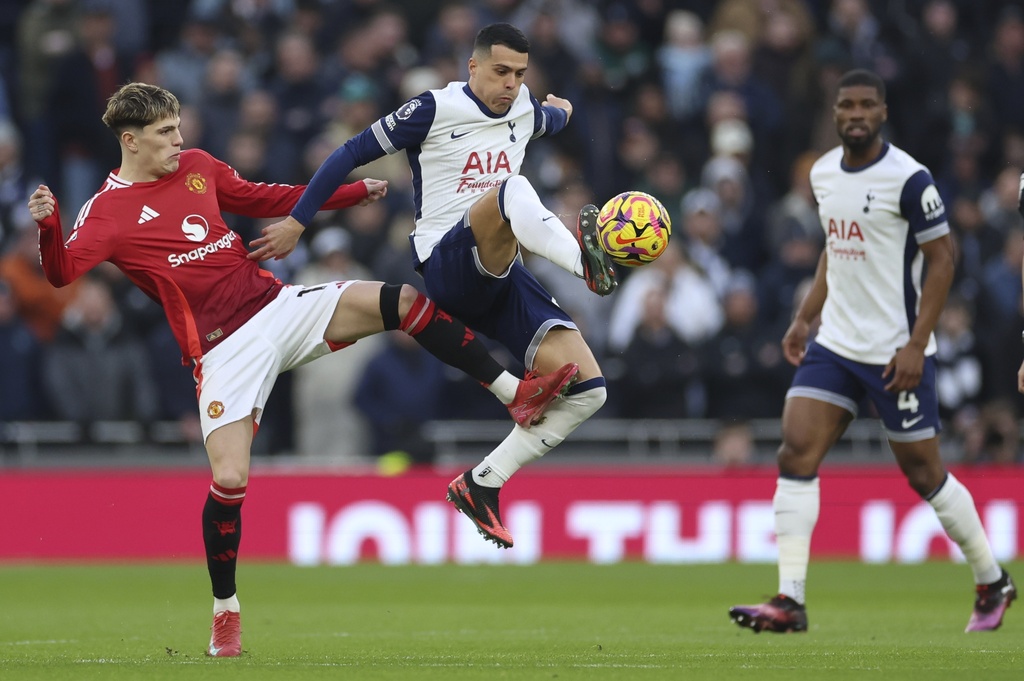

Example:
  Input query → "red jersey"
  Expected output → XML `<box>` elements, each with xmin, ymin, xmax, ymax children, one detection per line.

<box><xmin>38</xmin><ymin>148</ymin><xmax>368</xmax><ymax>361</ymax></box>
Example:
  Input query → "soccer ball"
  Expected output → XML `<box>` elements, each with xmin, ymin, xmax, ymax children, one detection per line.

<box><xmin>596</xmin><ymin>191</ymin><xmax>672</xmax><ymax>267</ymax></box>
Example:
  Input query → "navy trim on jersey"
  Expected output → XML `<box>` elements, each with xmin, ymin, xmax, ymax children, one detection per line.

<box><xmin>529</xmin><ymin>94</ymin><xmax>568</xmax><ymax>139</ymax></box>
<box><xmin>290</xmin><ymin>93</ymin><xmax>436</xmax><ymax>226</ymax></box>
<box><xmin>902</xmin><ymin>228</ymin><xmax>918</xmax><ymax>338</ymax></box>
<box><xmin>840</xmin><ymin>141</ymin><xmax>890</xmax><ymax>173</ymax></box>
<box><xmin>899</xmin><ymin>169</ymin><xmax>946</xmax><ymax>234</ymax></box>
<box><xmin>463</xmin><ymin>84</ymin><xmax>512</xmax><ymax>119</ymax></box>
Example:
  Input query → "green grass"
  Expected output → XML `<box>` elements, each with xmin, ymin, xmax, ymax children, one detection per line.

<box><xmin>0</xmin><ymin>562</ymin><xmax>1020</xmax><ymax>680</ymax></box>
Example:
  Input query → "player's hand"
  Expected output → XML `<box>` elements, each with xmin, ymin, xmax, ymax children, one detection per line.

<box><xmin>781</xmin><ymin>318</ymin><xmax>810</xmax><ymax>366</ymax></box>
<box><xmin>248</xmin><ymin>216</ymin><xmax>304</xmax><ymax>261</ymax></box>
<box><xmin>542</xmin><ymin>93</ymin><xmax>573</xmax><ymax>121</ymax></box>
<box><xmin>1017</xmin><ymin>172</ymin><xmax>1024</xmax><ymax>219</ymax></box>
<box><xmin>882</xmin><ymin>344</ymin><xmax>925</xmax><ymax>392</ymax></box>
<box><xmin>360</xmin><ymin>178</ymin><xmax>388</xmax><ymax>206</ymax></box>
<box><xmin>28</xmin><ymin>184</ymin><xmax>56</xmax><ymax>222</ymax></box>
<box><xmin>1018</xmin><ymin>358</ymin><xmax>1024</xmax><ymax>394</ymax></box>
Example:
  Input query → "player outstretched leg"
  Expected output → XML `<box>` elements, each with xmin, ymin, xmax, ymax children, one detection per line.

<box><xmin>448</xmin><ymin>361</ymin><xmax>608</xmax><ymax>548</ymax></box>
<box><xmin>373</xmin><ymin>283</ymin><xmax>578</xmax><ymax>428</ymax></box>
<box><xmin>498</xmin><ymin>176</ymin><xmax>616</xmax><ymax>296</ymax></box>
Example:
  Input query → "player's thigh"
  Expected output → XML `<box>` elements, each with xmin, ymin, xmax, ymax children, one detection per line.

<box><xmin>467</xmin><ymin>187</ymin><xmax>518</xmax><ymax>273</ymax></box>
<box><xmin>205</xmin><ymin>415</ymin><xmax>255</xmax><ymax>488</ymax></box>
<box><xmin>864</xmin><ymin>355</ymin><xmax>941</xmax><ymax>443</ymax></box>
<box><xmin>323</xmin><ymin>280</ymin><xmax>387</xmax><ymax>344</ymax></box>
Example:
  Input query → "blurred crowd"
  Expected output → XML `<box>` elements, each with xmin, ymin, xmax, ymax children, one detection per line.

<box><xmin>1</xmin><ymin>0</ymin><xmax>1023</xmax><ymax>464</ymax></box>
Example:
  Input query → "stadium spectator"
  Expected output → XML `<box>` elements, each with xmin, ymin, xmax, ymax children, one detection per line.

<box><xmin>0</xmin><ymin>279</ymin><xmax>45</xmax><ymax>421</ymax></box>
<box><xmin>29</xmin><ymin>82</ymin><xmax>579</xmax><ymax>656</ymax></box>
<box><xmin>0</xmin><ymin>120</ymin><xmax>38</xmax><ymax>252</ymax></box>
<box><xmin>657</xmin><ymin>10</ymin><xmax>712</xmax><ymax>122</ymax></box>
<box><xmin>0</xmin><ymin>226</ymin><xmax>80</xmax><ymax>342</ymax></box>
<box><xmin>729</xmin><ymin>69</ymin><xmax>1014</xmax><ymax>635</ymax></box>
<box><xmin>353</xmin><ymin>330</ymin><xmax>447</xmax><ymax>465</ymax></box>
<box><xmin>42</xmin><ymin>275</ymin><xmax>160</xmax><ymax>424</ymax></box>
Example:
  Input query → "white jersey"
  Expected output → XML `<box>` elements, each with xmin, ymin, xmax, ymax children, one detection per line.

<box><xmin>810</xmin><ymin>142</ymin><xmax>949</xmax><ymax>364</ymax></box>
<box><xmin>367</xmin><ymin>82</ymin><xmax>560</xmax><ymax>264</ymax></box>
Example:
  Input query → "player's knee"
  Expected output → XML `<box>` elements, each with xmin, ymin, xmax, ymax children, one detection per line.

<box><xmin>379</xmin><ymin>283</ymin><xmax>415</xmax><ymax>331</ymax></box>
<box><xmin>776</xmin><ymin>440</ymin><xmax>816</xmax><ymax>476</ymax></box>
<box><xmin>212</xmin><ymin>468</ymin><xmax>248</xmax><ymax>490</ymax></box>
<box><xmin>566</xmin><ymin>382</ymin><xmax>606</xmax><ymax>420</ymax></box>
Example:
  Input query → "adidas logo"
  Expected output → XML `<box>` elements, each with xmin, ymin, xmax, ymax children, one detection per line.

<box><xmin>138</xmin><ymin>205</ymin><xmax>160</xmax><ymax>224</ymax></box>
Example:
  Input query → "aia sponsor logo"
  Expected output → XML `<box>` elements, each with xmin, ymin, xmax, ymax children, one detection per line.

<box><xmin>457</xmin><ymin>151</ymin><xmax>511</xmax><ymax>193</ymax></box>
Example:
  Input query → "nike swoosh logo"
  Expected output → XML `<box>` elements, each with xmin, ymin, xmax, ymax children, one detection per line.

<box><xmin>901</xmin><ymin>415</ymin><xmax>925</xmax><ymax>428</ymax></box>
<box><xmin>450</xmin><ymin>130</ymin><xmax>470</xmax><ymax>139</ymax></box>
<box><xmin>541</xmin><ymin>439</ymin><xmax>555</xmax><ymax>448</ymax></box>
<box><xmin>543</xmin><ymin>216</ymin><xmax>559</xmax><ymax>221</ymax></box>
<box><xmin>529</xmin><ymin>387</ymin><xmax>544</xmax><ymax>398</ymax></box>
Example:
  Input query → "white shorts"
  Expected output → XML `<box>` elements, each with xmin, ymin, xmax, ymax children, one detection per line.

<box><xmin>194</xmin><ymin>281</ymin><xmax>356</xmax><ymax>441</ymax></box>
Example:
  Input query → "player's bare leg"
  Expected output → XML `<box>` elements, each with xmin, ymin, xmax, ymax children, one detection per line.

<box><xmin>890</xmin><ymin>438</ymin><xmax>1011</xmax><ymax>631</ymax></box>
<box><xmin>202</xmin><ymin>416</ymin><xmax>254</xmax><ymax>657</ymax></box>
<box><xmin>730</xmin><ymin>397</ymin><xmax>850</xmax><ymax>633</ymax></box>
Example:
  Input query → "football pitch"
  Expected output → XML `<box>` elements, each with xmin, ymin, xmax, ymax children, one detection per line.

<box><xmin>0</xmin><ymin>562</ymin><xmax>1020</xmax><ymax>680</ymax></box>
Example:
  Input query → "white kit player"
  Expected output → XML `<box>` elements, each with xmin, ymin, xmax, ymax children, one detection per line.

<box><xmin>729</xmin><ymin>69</ymin><xmax>1015</xmax><ymax>633</ymax></box>
<box><xmin>261</xmin><ymin>23</ymin><xmax>617</xmax><ymax>549</ymax></box>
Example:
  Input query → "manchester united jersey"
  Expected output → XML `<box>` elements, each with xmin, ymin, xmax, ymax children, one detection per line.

<box><xmin>38</xmin><ymin>148</ymin><xmax>367</xmax><ymax>361</ymax></box>
<box><xmin>810</xmin><ymin>142</ymin><xmax>949</xmax><ymax>364</ymax></box>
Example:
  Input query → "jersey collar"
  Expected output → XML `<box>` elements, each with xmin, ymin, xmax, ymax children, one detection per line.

<box><xmin>840</xmin><ymin>141</ymin><xmax>890</xmax><ymax>173</ymax></box>
<box><xmin>462</xmin><ymin>84</ymin><xmax>513</xmax><ymax>119</ymax></box>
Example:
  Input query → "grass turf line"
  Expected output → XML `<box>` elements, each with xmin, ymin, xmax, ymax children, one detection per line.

<box><xmin>0</xmin><ymin>562</ymin><xmax>1021</xmax><ymax>680</ymax></box>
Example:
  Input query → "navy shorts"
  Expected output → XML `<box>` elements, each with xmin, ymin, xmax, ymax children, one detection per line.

<box><xmin>787</xmin><ymin>341</ymin><xmax>940</xmax><ymax>442</ymax></box>
<box><xmin>418</xmin><ymin>217</ymin><xmax>576</xmax><ymax>368</ymax></box>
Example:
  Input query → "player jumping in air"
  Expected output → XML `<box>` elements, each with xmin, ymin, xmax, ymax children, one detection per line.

<box><xmin>29</xmin><ymin>82</ymin><xmax>579</xmax><ymax>657</ymax></box>
<box><xmin>259</xmin><ymin>23</ymin><xmax>617</xmax><ymax>549</ymax></box>
<box><xmin>729</xmin><ymin>69</ymin><xmax>1015</xmax><ymax>634</ymax></box>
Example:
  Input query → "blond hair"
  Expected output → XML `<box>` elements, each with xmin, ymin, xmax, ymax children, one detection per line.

<box><xmin>101</xmin><ymin>82</ymin><xmax>180</xmax><ymax>135</ymax></box>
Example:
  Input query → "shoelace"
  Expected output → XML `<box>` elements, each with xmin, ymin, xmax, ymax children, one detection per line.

<box><xmin>212</xmin><ymin>613</ymin><xmax>240</xmax><ymax>646</ymax></box>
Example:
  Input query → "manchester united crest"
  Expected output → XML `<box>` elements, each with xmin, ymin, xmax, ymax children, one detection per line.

<box><xmin>186</xmin><ymin>173</ymin><xmax>208</xmax><ymax>194</ymax></box>
<box><xmin>207</xmin><ymin>400</ymin><xmax>225</xmax><ymax>418</ymax></box>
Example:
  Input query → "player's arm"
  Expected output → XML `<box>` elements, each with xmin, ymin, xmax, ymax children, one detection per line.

<box><xmin>249</xmin><ymin>93</ymin><xmax>436</xmax><ymax>262</ymax></box>
<box><xmin>531</xmin><ymin>93</ymin><xmax>570</xmax><ymax>139</ymax></box>
<box><xmin>884</xmin><ymin>171</ymin><xmax>954</xmax><ymax>392</ymax></box>
<box><xmin>30</xmin><ymin>184</ymin><xmax>115</xmax><ymax>287</ymax></box>
<box><xmin>781</xmin><ymin>250</ymin><xmax>828</xmax><ymax>366</ymax></box>
<box><xmin>1016</xmin><ymin>171</ymin><xmax>1024</xmax><ymax>393</ymax></box>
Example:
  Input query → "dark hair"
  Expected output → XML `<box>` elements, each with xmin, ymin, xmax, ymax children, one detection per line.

<box><xmin>474</xmin><ymin>23</ymin><xmax>530</xmax><ymax>56</ymax></box>
<box><xmin>837</xmin><ymin>69</ymin><xmax>886</xmax><ymax>101</ymax></box>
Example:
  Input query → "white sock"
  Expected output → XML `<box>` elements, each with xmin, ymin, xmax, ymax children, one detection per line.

<box><xmin>928</xmin><ymin>473</ymin><xmax>1002</xmax><ymax>585</ymax></box>
<box><xmin>214</xmin><ymin>594</ymin><xmax>240</xmax><ymax>614</ymax></box>
<box><xmin>774</xmin><ymin>476</ymin><xmax>820</xmax><ymax>605</ymax></box>
<box><xmin>485</xmin><ymin>371</ymin><xmax>519</xmax><ymax>405</ymax></box>
<box><xmin>473</xmin><ymin>381</ymin><xmax>607</xmax><ymax>488</ymax></box>
<box><xmin>501</xmin><ymin>175</ymin><xmax>584</xmax><ymax>277</ymax></box>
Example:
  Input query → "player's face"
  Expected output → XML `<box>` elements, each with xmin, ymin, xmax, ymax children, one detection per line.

<box><xmin>833</xmin><ymin>85</ymin><xmax>887</xmax><ymax>152</ymax></box>
<box><xmin>135</xmin><ymin>116</ymin><xmax>184</xmax><ymax>178</ymax></box>
<box><xmin>467</xmin><ymin>44</ymin><xmax>528</xmax><ymax>114</ymax></box>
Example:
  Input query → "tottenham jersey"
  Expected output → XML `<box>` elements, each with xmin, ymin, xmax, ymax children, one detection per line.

<box><xmin>810</xmin><ymin>142</ymin><xmax>949</xmax><ymax>364</ymax></box>
<box><xmin>290</xmin><ymin>82</ymin><xmax>567</xmax><ymax>264</ymax></box>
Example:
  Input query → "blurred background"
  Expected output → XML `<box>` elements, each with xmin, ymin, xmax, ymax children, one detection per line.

<box><xmin>1</xmin><ymin>0</ymin><xmax>1023</xmax><ymax>469</ymax></box>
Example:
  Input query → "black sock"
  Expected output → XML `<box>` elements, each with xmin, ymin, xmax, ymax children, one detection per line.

<box><xmin>202</xmin><ymin>482</ymin><xmax>245</xmax><ymax>599</ymax></box>
<box><xmin>382</xmin><ymin>286</ymin><xmax>504</xmax><ymax>385</ymax></box>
